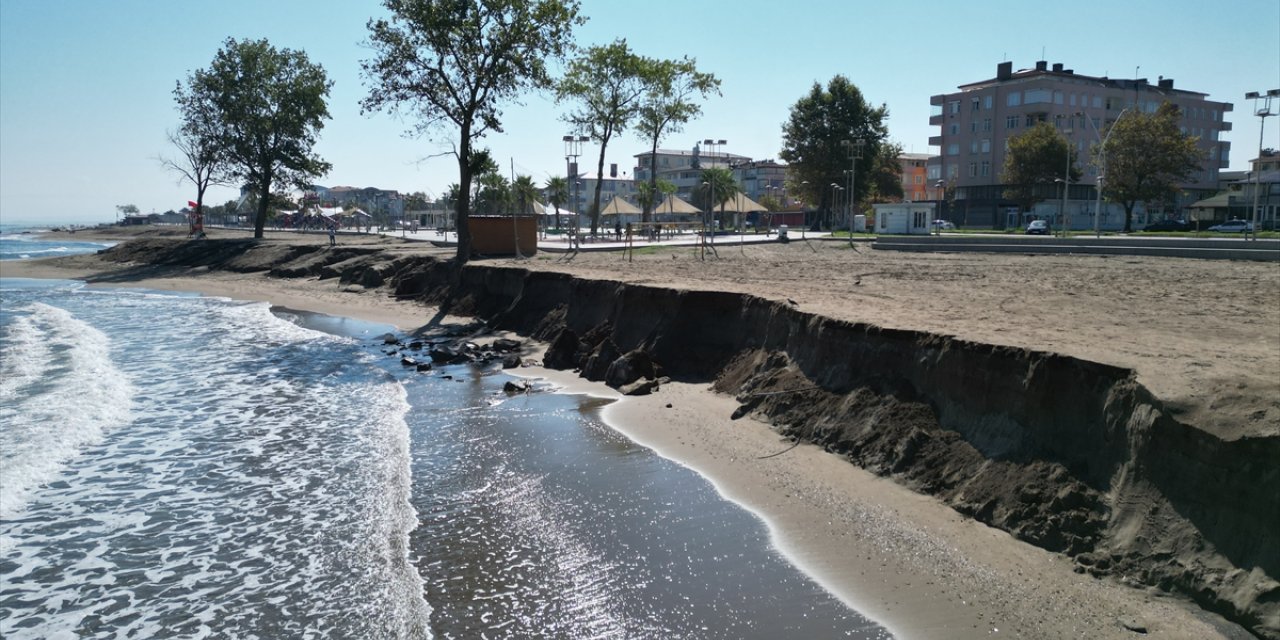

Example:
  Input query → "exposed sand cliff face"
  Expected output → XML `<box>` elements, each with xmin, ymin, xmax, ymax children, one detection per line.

<box><xmin>30</xmin><ymin>235</ymin><xmax>1280</xmax><ymax>638</ymax></box>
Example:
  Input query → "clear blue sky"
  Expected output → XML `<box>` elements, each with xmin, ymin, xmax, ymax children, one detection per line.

<box><xmin>2</xmin><ymin>0</ymin><xmax>1277</xmax><ymax>225</ymax></box>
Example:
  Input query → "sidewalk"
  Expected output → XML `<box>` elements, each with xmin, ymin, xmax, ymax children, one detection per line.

<box><xmin>378</xmin><ymin>227</ymin><xmax>830</xmax><ymax>252</ymax></box>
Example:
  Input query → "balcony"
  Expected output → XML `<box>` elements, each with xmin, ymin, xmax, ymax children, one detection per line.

<box><xmin>929</xmin><ymin>114</ymin><xmax>944</xmax><ymax>126</ymax></box>
<box><xmin>1221</xmin><ymin>121</ymin><xmax>1233</xmax><ymax>131</ymax></box>
<box><xmin>928</xmin><ymin>136</ymin><xmax>944</xmax><ymax>146</ymax></box>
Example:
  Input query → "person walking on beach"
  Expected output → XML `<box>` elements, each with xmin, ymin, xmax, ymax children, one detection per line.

<box><xmin>328</xmin><ymin>221</ymin><xmax>336</xmax><ymax>247</ymax></box>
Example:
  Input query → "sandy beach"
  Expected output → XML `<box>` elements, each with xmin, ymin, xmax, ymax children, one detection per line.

<box><xmin>4</xmin><ymin>225</ymin><xmax>1273</xmax><ymax>638</ymax></box>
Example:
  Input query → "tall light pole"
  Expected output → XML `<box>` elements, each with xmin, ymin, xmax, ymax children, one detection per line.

<box><xmin>799</xmin><ymin>180</ymin><xmax>810</xmax><ymax>239</ymax></box>
<box><xmin>1244</xmin><ymin>89</ymin><xmax>1279</xmax><ymax>241</ymax></box>
<box><xmin>1082</xmin><ymin>109</ymin><xmax>1129</xmax><ymax>237</ymax></box>
<box><xmin>563</xmin><ymin>134</ymin><xmax>588</xmax><ymax>243</ymax></box>
<box><xmin>1055</xmin><ymin>114</ymin><xmax>1075</xmax><ymax>238</ymax></box>
<box><xmin>841</xmin><ymin>139</ymin><xmax>864</xmax><ymax>234</ymax></box>
<box><xmin>703</xmin><ymin>138</ymin><xmax>727</xmax><ymax>230</ymax></box>
<box><xmin>829</xmin><ymin>182</ymin><xmax>843</xmax><ymax>230</ymax></box>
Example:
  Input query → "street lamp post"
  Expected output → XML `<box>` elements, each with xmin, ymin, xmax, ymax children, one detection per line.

<box><xmin>1082</xmin><ymin>108</ymin><xmax>1129</xmax><ymax>237</ymax></box>
<box><xmin>829</xmin><ymin>183</ymin><xmax>843</xmax><ymax>230</ymax></box>
<box><xmin>703</xmin><ymin>138</ymin><xmax>727</xmax><ymax>230</ymax></box>
<box><xmin>1056</xmin><ymin>114</ymin><xmax>1075</xmax><ymax>238</ymax></box>
<box><xmin>1244</xmin><ymin>89</ymin><xmax>1279</xmax><ymax>241</ymax></box>
<box><xmin>841</xmin><ymin>139</ymin><xmax>864</xmax><ymax>236</ymax></box>
<box><xmin>563</xmin><ymin>134</ymin><xmax>588</xmax><ymax>246</ymax></box>
<box><xmin>799</xmin><ymin>180</ymin><xmax>810</xmax><ymax>239</ymax></box>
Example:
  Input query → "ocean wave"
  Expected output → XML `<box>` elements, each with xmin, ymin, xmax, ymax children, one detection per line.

<box><xmin>0</xmin><ymin>302</ymin><xmax>135</xmax><ymax>524</ymax></box>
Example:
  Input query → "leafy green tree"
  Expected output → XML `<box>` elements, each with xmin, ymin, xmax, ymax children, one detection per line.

<box><xmin>115</xmin><ymin>204</ymin><xmax>139</xmax><ymax>222</ymax></box>
<box><xmin>362</xmin><ymin>0</ymin><xmax>583</xmax><ymax>262</ymax></box>
<box><xmin>866</xmin><ymin>141</ymin><xmax>905</xmax><ymax>205</ymax></box>
<box><xmin>544</xmin><ymin>176</ymin><xmax>569</xmax><ymax>229</ymax></box>
<box><xmin>1099</xmin><ymin>102</ymin><xmax>1203</xmax><ymax>232</ymax></box>
<box><xmin>1002</xmin><ymin>121</ymin><xmax>1079</xmax><ymax>216</ymax></box>
<box><xmin>179</xmin><ymin>38</ymin><xmax>332</xmax><ymax>239</ymax></box>
<box><xmin>758</xmin><ymin>194</ymin><xmax>782</xmax><ymax>212</ymax></box>
<box><xmin>698</xmin><ymin>166</ymin><xmax>738</xmax><ymax>229</ymax></box>
<box><xmin>474</xmin><ymin>172</ymin><xmax>510</xmax><ymax>215</ymax></box>
<box><xmin>512</xmin><ymin>175</ymin><xmax>539</xmax><ymax>215</ymax></box>
<box><xmin>635</xmin><ymin>178</ymin><xmax>676</xmax><ymax>213</ymax></box>
<box><xmin>635</xmin><ymin>57</ymin><xmax>720</xmax><ymax>223</ymax></box>
<box><xmin>779</xmin><ymin>76</ymin><xmax>890</xmax><ymax>229</ymax></box>
<box><xmin>557</xmin><ymin>39</ymin><xmax>654</xmax><ymax>235</ymax></box>
<box><xmin>404</xmin><ymin>191</ymin><xmax>430</xmax><ymax>211</ymax></box>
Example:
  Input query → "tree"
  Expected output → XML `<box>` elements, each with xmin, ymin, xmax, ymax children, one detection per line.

<box><xmin>157</xmin><ymin>125</ymin><xmax>229</xmax><ymax>236</ymax></box>
<box><xmin>557</xmin><ymin>39</ymin><xmax>654</xmax><ymax>235</ymax></box>
<box><xmin>866</xmin><ymin>141</ymin><xmax>906</xmax><ymax>205</ymax></box>
<box><xmin>635</xmin><ymin>57</ymin><xmax>720</xmax><ymax>223</ymax></box>
<box><xmin>1099</xmin><ymin>103</ymin><xmax>1202</xmax><ymax>232</ymax></box>
<box><xmin>545</xmin><ymin>176</ymin><xmax>569</xmax><ymax>230</ymax></box>
<box><xmin>635</xmin><ymin>178</ymin><xmax>676</xmax><ymax>214</ymax></box>
<box><xmin>362</xmin><ymin>0</ymin><xmax>584</xmax><ymax>262</ymax></box>
<box><xmin>180</xmin><ymin>38</ymin><xmax>332</xmax><ymax>239</ymax></box>
<box><xmin>512</xmin><ymin>174</ymin><xmax>539</xmax><ymax>215</ymax></box>
<box><xmin>474</xmin><ymin>172</ymin><xmax>510</xmax><ymax>215</ymax></box>
<box><xmin>115</xmin><ymin>204</ymin><xmax>139</xmax><ymax>222</ymax></box>
<box><xmin>779</xmin><ymin>76</ymin><xmax>890</xmax><ymax>229</ymax></box>
<box><xmin>1002</xmin><ymin>121</ymin><xmax>1079</xmax><ymax>217</ymax></box>
<box><xmin>698</xmin><ymin>166</ymin><xmax>738</xmax><ymax>229</ymax></box>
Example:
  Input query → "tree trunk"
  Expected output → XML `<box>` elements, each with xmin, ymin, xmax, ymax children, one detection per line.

<box><xmin>591</xmin><ymin>139</ymin><xmax>609</xmax><ymax>236</ymax></box>
<box><xmin>253</xmin><ymin>171</ymin><xmax>271</xmax><ymax>239</ymax></box>
<box><xmin>455</xmin><ymin>130</ymin><xmax>473</xmax><ymax>262</ymax></box>
<box><xmin>1122</xmin><ymin>201</ymin><xmax>1136</xmax><ymax>233</ymax></box>
<box><xmin>643</xmin><ymin>137</ymin><xmax>658</xmax><ymax>224</ymax></box>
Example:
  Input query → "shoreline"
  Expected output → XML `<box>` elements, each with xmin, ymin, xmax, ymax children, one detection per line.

<box><xmin>0</xmin><ymin>251</ymin><xmax>1238</xmax><ymax>638</ymax></box>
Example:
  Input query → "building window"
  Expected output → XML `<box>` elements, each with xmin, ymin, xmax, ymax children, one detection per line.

<box><xmin>972</xmin><ymin>98</ymin><xmax>981</xmax><ymax>111</ymax></box>
<box><xmin>1006</xmin><ymin>115</ymin><xmax>1019</xmax><ymax>129</ymax></box>
<box><xmin>1053</xmin><ymin>90</ymin><xmax>1064</xmax><ymax>105</ymax></box>
<box><xmin>1007</xmin><ymin>93</ymin><xmax>1021</xmax><ymax>107</ymax></box>
<box><xmin>948</xmin><ymin>165</ymin><xmax>959</xmax><ymax>178</ymax></box>
<box><xmin>1069</xmin><ymin>93</ymin><xmax>1077</xmax><ymax>107</ymax></box>
<box><xmin>968</xmin><ymin>162</ymin><xmax>977</xmax><ymax>177</ymax></box>
<box><xmin>970</xmin><ymin>121</ymin><xmax>978</xmax><ymax>133</ymax></box>
<box><xmin>949</xmin><ymin>101</ymin><xmax>960</xmax><ymax>114</ymax></box>
<box><xmin>983</xmin><ymin>118</ymin><xmax>992</xmax><ymax>132</ymax></box>
<box><xmin>1025</xmin><ymin>114</ymin><xmax>1037</xmax><ymax>127</ymax></box>
<box><xmin>1105</xmin><ymin>97</ymin><xmax>1116</xmax><ymax>110</ymax></box>
<box><xmin>981</xmin><ymin>161</ymin><xmax>990</xmax><ymax>177</ymax></box>
<box><xmin>970</xmin><ymin>141</ymin><xmax>978</xmax><ymax>154</ymax></box>
<box><xmin>947</xmin><ymin>144</ymin><xmax>959</xmax><ymax>156</ymax></box>
<box><xmin>950</xmin><ymin>123</ymin><xmax>959</xmax><ymax>135</ymax></box>
<box><xmin>984</xmin><ymin>95</ymin><xmax>993</xmax><ymax>109</ymax></box>
<box><xmin>1025</xmin><ymin>89</ymin><xmax>1051</xmax><ymax>104</ymax></box>
<box><xmin>981</xmin><ymin>139</ymin><xmax>991</xmax><ymax>153</ymax></box>
<box><xmin>928</xmin><ymin>165</ymin><xmax>940</xmax><ymax>180</ymax></box>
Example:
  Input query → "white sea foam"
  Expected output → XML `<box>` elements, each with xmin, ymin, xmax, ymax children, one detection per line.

<box><xmin>0</xmin><ymin>302</ymin><xmax>134</xmax><ymax>524</ymax></box>
<box><xmin>1</xmin><ymin>290</ymin><xmax>430</xmax><ymax>638</ymax></box>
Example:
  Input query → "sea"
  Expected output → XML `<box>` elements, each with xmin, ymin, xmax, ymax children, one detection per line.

<box><xmin>0</xmin><ymin>228</ymin><xmax>887</xmax><ymax>639</ymax></box>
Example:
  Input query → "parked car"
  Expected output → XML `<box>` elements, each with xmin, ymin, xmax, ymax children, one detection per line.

<box><xmin>1143</xmin><ymin>219</ymin><xmax>1193</xmax><ymax>232</ymax></box>
<box><xmin>1208</xmin><ymin>220</ymin><xmax>1253</xmax><ymax>233</ymax></box>
<box><xmin>1025</xmin><ymin>220</ymin><xmax>1049</xmax><ymax>235</ymax></box>
<box><xmin>931</xmin><ymin>220</ymin><xmax>956</xmax><ymax>230</ymax></box>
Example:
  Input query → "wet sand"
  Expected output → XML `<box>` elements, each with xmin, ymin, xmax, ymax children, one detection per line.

<box><xmin>0</xmin><ymin>227</ymin><xmax>1256</xmax><ymax>638</ymax></box>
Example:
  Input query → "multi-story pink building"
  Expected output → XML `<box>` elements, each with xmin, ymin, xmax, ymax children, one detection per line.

<box><xmin>929</xmin><ymin>60</ymin><xmax>1233</xmax><ymax>229</ymax></box>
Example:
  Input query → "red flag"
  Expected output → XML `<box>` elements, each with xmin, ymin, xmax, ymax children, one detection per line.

<box><xmin>188</xmin><ymin>201</ymin><xmax>198</xmax><ymax>208</ymax></box>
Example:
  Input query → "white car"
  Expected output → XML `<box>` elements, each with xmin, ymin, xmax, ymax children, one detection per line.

<box><xmin>931</xmin><ymin>220</ymin><xmax>956</xmax><ymax>230</ymax></box>
<box><xmin>1208</xmin><ymin>220</ymin><xmax>1253</xmax><ymax>233</ymax></box>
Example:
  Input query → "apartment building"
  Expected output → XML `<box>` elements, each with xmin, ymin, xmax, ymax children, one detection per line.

<box><xmin>633</xmin><ymin>146</ymin><xmax>753</xmax><ymax>201</ymax></box>
<box><xmin>929</xmin><ymin>60</ymin><xmax>1233</xmax><ymax>229</ymax></box>
<box><xmin>899</xmin><ymin>153</ymin><xmax>933</xmax><ymax>201</ymax></box>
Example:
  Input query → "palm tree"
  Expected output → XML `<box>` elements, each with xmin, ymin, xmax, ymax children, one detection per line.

<box><xmin>475</xmin><ymin>172</ymin><xmax>510</xmax><ymax>215</ymax></box>
<box><xmin>512</xmin><ymin>174</ymin><xmax>539</xmax><ymax>216</ymax></box>
<box><xmin>699</xmin><ymin>167</ymin><xmax>738</xmax><ymax>229</ymax></box>
<box><xmin>545</xmin><ymin>176</ymin><xmax>568</xmax><ymax>231</ymax></box>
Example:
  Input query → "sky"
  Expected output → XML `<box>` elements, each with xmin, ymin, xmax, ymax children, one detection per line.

<box><xmin>2</xmin><ymin>0</ymin><xmax>1278</xmax><ymax>226</ymax></box>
